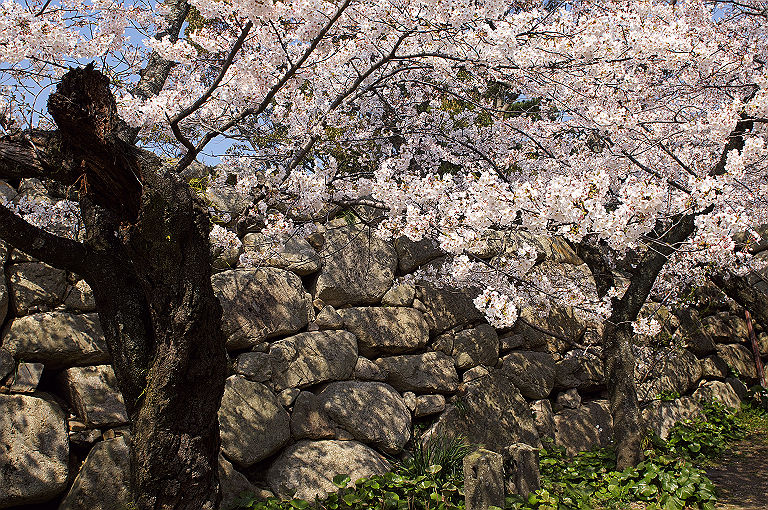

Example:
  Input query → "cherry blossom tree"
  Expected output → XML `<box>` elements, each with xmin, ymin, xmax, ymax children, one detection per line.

<box><xmin>1</xmin><ymin>0</ymin><xmax>767</xmax><ymax>507</ymax></box>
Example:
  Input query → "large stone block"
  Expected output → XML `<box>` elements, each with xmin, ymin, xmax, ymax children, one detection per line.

<box><xmin>506</xmin><ymin>443</ymin><xmax>541</xmax><ymax>498</ymax></box>
<box><xmin>58</xmin><ymin>436</ymin><xmax>131</xmax><ymax>510</ymax></box>
<box><xmin>501</xmin><ymin>351</ymin><xmax>556</xmax><ymax>400</ymax></box>
<box><xmin>318</xmin><ymin>381</ymin><xmax>411</xmax><ymax>453</ymax></box>
<box><xmin>314</xmin><ymin>223</ymin><xmax>397</xmax><ymax>306</ymax></box>
<box><xmin>8</xmin><ymin>262</ymin><xmax>68</xmax><ymax>315</ymax></box>
<box><xmin>427</xmin><ymin>368</ymin><xmax>540</xmax><ymax>454</ymax></box>
<box><xmin>716</xmin><ymin>343</ymin><xmax>758</xmax><ymax>379</ymax></box>
<box><xmin>552</xmin><ymin>401</ymin><xmax>613</xmax><ymax>456</ymax></box>
<box><xmin>416</xmin><ymin>283</ymin><xmax>483</xmax><ymax>334</ymax></box>
<box><xmin>435</xmin><ymin>324</ymin><xmax>499</xmax><ymax>370</ymax></box>
<box><xmin>3</xmin><ymin>312</ymin><xmax>109</xmax><ymax>368</ymax></box>
<box><xmin>338</xmin><ymin>307</ymin><xmax>428</xmax><ymax>357</ymax></box>
<box><xmin>0</xmin><ymin>394</ymin><xmax>69</xmax><ymax>508</ymax></box>
<box><xmin>242</xmin><ymin>232</ymin><xmax>322</xmax><ymax>275</ymax></box>
<box><xmin>692</xmin><ymin>380</ymin><xmax>742</xmax><ymax>409</ymax></box>
<box><xmin>394</xmin><ymin>237</ymin><xmax>443</xmax><ymax>274</ymax></box>
<box><xmin>61</xmin><ymin>365</ymin><xmax>129</xmax><ymax>427</ymax></box>
<box><xmin>375</xmin><ymin>352</ymin><xmax>459</xmax><ymax>393</ymax></box>
<box><xmin>636</xmin><ymin>349</ymin><xmax>702</xmax><ymax>402</ymax></box>
<box><xmin>213</xmin><ymin>268</ymin><xmax>311</xmax><ymax>350</ymax></box>
<box><xmin>643</xmin><ymin>397</ymin><xmax>703</xmax><ymax>439</ymax></box>
<box><xmin>219</xmin><ymin>376</ymin><xmax>290</xmax><ymax>467</ymax></box>
<box><xmin>267</xmin><ymin>440</ymin><xmax>391</xmax><ymax>501</ymax></box>
<box><xmin>554</xmin><ymin>353</ymin><xmax>605</xmax><ymax>391</ymax></box>
<box><xmin>269</xmin><ymin>331</ymin><xmax>358</xmax><ymax>391</ymax></box>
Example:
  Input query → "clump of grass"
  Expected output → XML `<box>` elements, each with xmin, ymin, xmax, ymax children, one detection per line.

<box><xmin>399</xmin><ymin>434</ymin><xmax>473</xmax><ymax>481</ymax></box>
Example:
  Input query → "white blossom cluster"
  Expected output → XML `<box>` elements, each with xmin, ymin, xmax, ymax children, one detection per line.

<box><xmin>2</xmin><ymin>0</ymin><xmax>768</xmax><ymax>331</ymax></box>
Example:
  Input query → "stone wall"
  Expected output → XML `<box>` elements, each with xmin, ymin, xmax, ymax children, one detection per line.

<box><xmin>1</xmin><ymin>181</ymin><xmax>767</xmax><ymax>509</ymax></box>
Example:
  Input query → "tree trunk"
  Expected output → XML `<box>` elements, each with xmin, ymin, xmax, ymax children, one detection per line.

<box><xmin>602</xmin><ymin>313</ymin><xmax>645</xmax><ymax>468</ymax></box>
<box><xmin>0</xmin><ymin>66</ymin><xmax>227</xmax><ymax>510</ymax></box>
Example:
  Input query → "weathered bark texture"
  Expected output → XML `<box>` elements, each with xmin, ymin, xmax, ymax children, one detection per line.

<box><xmin>577</xmin><ymin>213</ymin><xmax>698</xmax><ymax>469</ymax></box>
<box><xmin>0</xmin><ymin>66</ymin><xmax>227</xmax><ymax>510</ymax></box>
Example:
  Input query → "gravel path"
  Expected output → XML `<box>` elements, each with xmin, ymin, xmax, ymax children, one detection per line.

<box><xmin>706</xmin><ymin>434</ymin><xmax>768</xmax><ymax>510</ymax></box>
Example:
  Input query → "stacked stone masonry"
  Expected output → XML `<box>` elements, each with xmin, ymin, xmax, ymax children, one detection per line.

<box><xmin>1</xmin><ymin>181</ymin><xmax>767</xmax><ymax>509</ymax></box>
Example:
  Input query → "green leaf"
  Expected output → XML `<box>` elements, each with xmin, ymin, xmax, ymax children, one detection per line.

<box><xmin>289</xmin><ymin>499</ymin><xmax>309</xmax><ymax>509</ymax></box>
<box><xmin>342</xmin><ymin>493</ymin><xmax>362</xmax><ymax>505</ymax></box>
<box><xmin>332</xmin><ymin>474</ymin><xmax>351</xmax><ymax>488</ymax></box>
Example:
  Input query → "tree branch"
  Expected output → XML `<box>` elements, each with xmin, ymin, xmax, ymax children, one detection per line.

<box><xmin>168</xmin><ymin>20</ymin><xmax>253</xmax><ymax>152</ymax></box>
<box><xmin>119</xmin><ymin>0</ymin><xmax>191</xmax><ymax>144</ymax></box>
<box><xmin>0</xmin><ymin>203</ymin><xmax>92</xmax><ymax>275</ymax></box>
<box><xmin>175</xmin><ymin>0</ymin><xmax>354</xmax><ymax>171</ymax></box>
<box><xmin>0</xmin><ymin>130</ymin><xmax>79</xmax><ymax>183</ymax></box>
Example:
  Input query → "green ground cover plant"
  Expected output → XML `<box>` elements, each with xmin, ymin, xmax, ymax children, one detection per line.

<box><xmin>232</xmin><ymin>401</ymin><xmax>757</xmax><ymax>510</ymax></box>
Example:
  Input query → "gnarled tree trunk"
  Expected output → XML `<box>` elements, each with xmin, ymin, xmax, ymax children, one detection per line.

<box><xmin>0</xmin><ymin>66</ymin><xmax>227</xmax><ymax>510</ymax></box>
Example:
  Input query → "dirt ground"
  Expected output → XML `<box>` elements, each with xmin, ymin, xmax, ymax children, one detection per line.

<box><xmin>706</xmin><ymin>433</ymin><xmax>768</xmax><ymax>510</ymax></box>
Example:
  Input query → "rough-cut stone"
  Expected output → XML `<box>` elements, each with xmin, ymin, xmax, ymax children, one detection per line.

<box><xmin>213</xmin><ymin>268</ymin><xmax>311</xmax><ymax>350</ymax></box>
<box><xmin>435</xmin><ymin>324</ymin><xmax>499</xmax><ymax>370</ymax></box>
<box><xmin>318</xmin><ymin>381</ymin><xmax>411</xmax><ymax>453</ymax></box>
<box><xmin>553</xmin><ymin>401</ymin><xmax>613</xmax><ymax>456</ymax></box>
<box><xmin>290</xmin><ymin>391</ymin><xmax>337</xmax><ymax>440</ymax></box>
<box><xmin>554</xmin><ymin>354</ymin><xmax>605</xmax><ymax>391</ymax></box>
<box><xmin>63</xmin><ymin>280</ymin><xmax>97</xmax><ymax>312</ymax></box>
<box><xmin>316</xmin><ymin>305</ymin><xmax>343</xmax><ymax>329</ymax></box>
<box><xmin>500</xmin><ymin>333</ymin><xmax>525</xmax><ymax>353</ymax></box>
<box><xmin>3</xmin><ymin>312</ymin><xmax>109</xmax><ymax>368</ymax></box>
<box><xmin>235</xmin><ymin>351</ymin><xmax>272</xmax><ymax>382</ymax></box>
<box><xmin>58</xmin><ymin>436</ymin><xmax>131</xmax><ymax>510</ymax></box>
<box><xmin>267</xmin><ymin>440</ymin><xmax>391</xmax><ymax>500</ymax></box>
<box><xmin>716</xmin><ymin>343</ymin><xmax>758</xmax><ymax>379</ymax></box>
<box><xmin>8</xmin><ymin>262</ymin><xmax>68</xmax><ymax>315</ymax></box>
<box><xmin>506</xmin><ymin>443</ymin><xmax>541</xmax><ymax>498</ymax></box>
<box><xmin>269</xmin><ymin>331</ymin><xmax>358</xmax><ymax>391</ymax></box>
<box><xmin>339</xmin><ymin>307</ymin><xmax>428</xmax><ymax>357</ymax></box>
<box><xmin>0</xmin><ymin>394</ymin><xmax>69</xmax><ymax>508</ymax></box>
<box><xmin>376</xmin><ymin>352</ymin><xmax>459</xmax><ymax>393</ymax></box>
<box><xmin>61</xmin><ymin>365</ymin><xmax>129</xmax><ymax>427</ymax></box>
<box><xmin>700</xmin><ymin>355</ymin><xmax>729</xmax><ymax>379</ymax></box>
<box><xmin>279</xmin><ymin>388</ymin><xmax>300</xmax><ymax>407</ymax></box>
<box><xmin>555</xmin><ymin>389</ymin><xmax>581</xmax><ymax>410</ymax></box>
<box><xmin>219</xmin><ymin>454</ymin><xmax>269</xmax><ymax>510</ymax></box>
<box><xmin>206</xmin><ymin>184</ymin><xmax>250</xmax><ymax>223</ymax></box>
<box><xmin>242</xmin><ymin>232</ymin><xmax>322</xmax><ymax>275</ymax></box>
<box><xmin>381</xmin><ymin>283</ymin><xmax>416</xmax><ymax>306</ymax></box>
<box><xmin>514</xmin><ymin>305</ymin><xmax>587</xmax><ymax>352</ymax></box>
<box><xmin>395</xmin><ymin>237</ymin><xmax>443</xmax><ymax>274</ymax></box>
<box><xmin>692</xmin><ymin>380</ymin><xmax>742</xmax><ymax>409</ymax></box>
<box><xmin>314</xmin><ymin>223</ymin><xmax>397</xmax><ymax>306</ymax></box>
<box><xmin>530</xmin><ymin>400</ymin><xmax>556</xmax><ymax>439</ymax></box>
<box><xmin>219</xmin><ymin>376</ymin><xmax>290</xmax><ymax>467</ymax></box>
<box><xmin>643</xmin><ymin>397</ymin><xmax>703</xmax><ymax>439</ymax></box>
<box><xmin>0</xmin><ymin>349</ymin><xmax>14</xmax><ymax>382</ymax></box>
<box><xmin>501</xmin><ymin>351</ymin><xmax>556</xmax><ymax>400</ymax></box>
<box><xmin>9</xmin><ymin>362</ymin><xmax>44</xmax><ymax>393</ymax></box>
<box><xmin>403</xmin><ymin>391</ymin><xmax>417</xmax><ymax>411</ymax></box>
<box><xmin>464</xmin><ymin>449</ymin><xmax>505</xmax><ymax>510</ymax></box>
<box><xmin>427</xmin><ymin>368</ymin><xmax>540</xmax><ymax>453</ymax></box>
<box><xmin>416</xmin><ymin>283</ymin><xmax>483</xmax><ymax>333</ymax></box>
<box><xmin>212</xmin><ymin>240</ymin><xmax>243</xmax><ymax>271</ymax></box>
<box><xmin>415</xmin><ymin>394</ymin><xmax>446</xmax><ymax>417</ymax></box>
<box><xmin>637</xmin><ymin>349</ymin><xmax>702</xmax><ymax>402</ymax></box>
<box><xmin>353</xmin><ymin>357</ymin><xmax>387</xmax><ymax>381</ymax></box>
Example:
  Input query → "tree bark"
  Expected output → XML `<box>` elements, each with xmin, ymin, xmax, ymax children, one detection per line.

<box><xmin>576</xmin><ymin>213</ymin><xmax>698</xmax><ymax>469</ymax></box>
<box><xmin>0</xmin><ymin>66</ymin><xmax>227</xmax><ymax>510</ymax></box>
